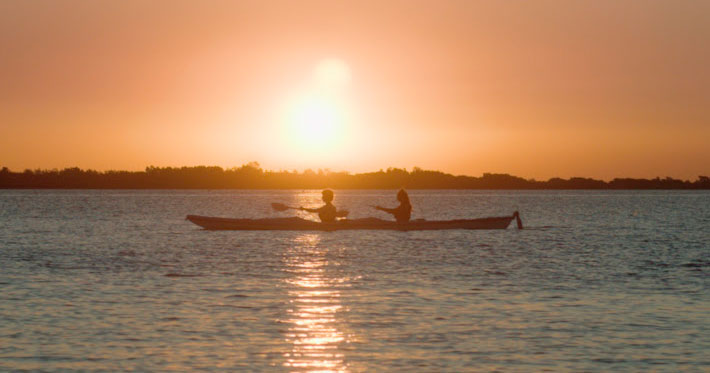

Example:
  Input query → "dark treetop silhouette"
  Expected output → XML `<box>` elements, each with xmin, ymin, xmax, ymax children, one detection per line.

<box><xmin>1</xmin><ymin>163</ymin><xmax>709</xmax><ymax>189</ymax></box>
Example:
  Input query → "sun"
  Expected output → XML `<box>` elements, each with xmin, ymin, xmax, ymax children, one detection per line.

<box><xmin>280</xmin><ymin>58</ymin><xmax>352</xmax><ymax>153</ymax></box>
<box><xmin>286</xmin><ymin>95</ymin><xmax>344</xmax><ymax>148</ymax></box>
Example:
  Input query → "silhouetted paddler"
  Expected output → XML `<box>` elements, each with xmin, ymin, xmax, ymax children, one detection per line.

<box><xmin>374</xmin><ymin>189</ymin><xmax>412</xmax><ymax>223</ymax></box>
<box><xmin>300</xmin><ymin>189</ymin><xmax>337</xmax><ymax>223</ymax></box>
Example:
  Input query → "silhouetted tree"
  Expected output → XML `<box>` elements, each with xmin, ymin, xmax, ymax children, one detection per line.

<box><xmin>0</xmin><ymin>164</ymin><xmax>708</xmax><ymax>189</ymax></box>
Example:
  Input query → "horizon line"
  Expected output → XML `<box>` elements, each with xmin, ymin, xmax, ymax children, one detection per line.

<box><xmin>2</xmin><ymin>164</ymin><xmax>709</xmax><ymax>184</ymax></box>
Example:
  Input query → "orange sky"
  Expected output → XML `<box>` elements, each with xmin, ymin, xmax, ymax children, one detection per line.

<box><xmin>1</xmin><ymin>0</ymin><xmax>709</xmax><ymax>180</ymax></box>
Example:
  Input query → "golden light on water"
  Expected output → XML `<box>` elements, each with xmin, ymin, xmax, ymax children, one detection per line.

<box><xmin>282</xmin><ymin>233</ymin><xmax>351</xmax><ymax>372</ymax></box>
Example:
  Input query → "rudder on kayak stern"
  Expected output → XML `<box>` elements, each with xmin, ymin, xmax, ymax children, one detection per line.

<box><xmin>513</xmin><ymin>211</ymin><xmax>523</xmax><ymax>229</ymax></box>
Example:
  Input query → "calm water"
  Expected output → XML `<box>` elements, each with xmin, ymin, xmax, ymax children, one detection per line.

<box><xmin>1</xmin><ymin>190</ymin><xmax>708</xmax><ymax>371</ymax></box>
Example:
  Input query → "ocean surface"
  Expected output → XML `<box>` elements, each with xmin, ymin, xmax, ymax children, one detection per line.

<box><xmin>1</xmin><ymin>190</ymin><xmax>708</xmax><ymax>372</ymax></box>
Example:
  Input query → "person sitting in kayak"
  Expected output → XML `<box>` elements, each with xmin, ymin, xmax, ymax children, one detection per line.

<box><xmin>300</xmin><ymin>189</ymin><xmax>337</xmax><ymax>223</ymax></box>
<box><xmin>374</xmin><ymin>189</ymin><xmax>412</xmax><ymax>223</ymax></box>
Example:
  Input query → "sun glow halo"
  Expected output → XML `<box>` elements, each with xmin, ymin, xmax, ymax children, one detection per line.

<box><xmin>314</xmin><ymin>58</ymin><xmax>352</xmax><ymax>90</ymax></box>
<box><xmin>281</xmin><ymin>58</ymin><xmax>353</xmax><ymax>154</ymax></box>
<box><xmin>285</xmin><ymin>95</ymin><xmax>345</xmax><ymax>150</ymax></box>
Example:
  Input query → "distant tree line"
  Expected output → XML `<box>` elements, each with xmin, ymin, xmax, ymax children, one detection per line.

<box><xmin>1</xmin><ymin>163</ymin><xmax>709</xmax><ymax>189</ymax></box>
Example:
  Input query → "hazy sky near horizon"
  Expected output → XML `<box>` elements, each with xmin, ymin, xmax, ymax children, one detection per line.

<box><xmin>2</xmin><ymin>0</ymin><xmax>709</xmax><ymax>180</ymax></box>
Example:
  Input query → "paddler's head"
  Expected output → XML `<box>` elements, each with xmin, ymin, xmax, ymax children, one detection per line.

<box><xmin>322</xmin><ymin>189</ymin><xmax>334</xmax><ymax>203</ymax></box>
<box><xmin>397</xmin><ymin>189</ymin><xmax>410</xmax><ymax>204</ymax></box>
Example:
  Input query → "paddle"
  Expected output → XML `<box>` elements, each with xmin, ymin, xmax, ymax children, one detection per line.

<box><xmin>271</xmin><ymin>202</ymin><xmax>350</xmax><ymax>218</ymax></box>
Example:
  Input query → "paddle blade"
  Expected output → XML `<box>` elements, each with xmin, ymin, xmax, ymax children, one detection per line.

<box><xmin>336</xmin><ymin>210</ymin><xmax>349</xmax><ymax>218</ymax></box>
<box><xmin>271</xmin><ymin>202</ymin><xmax>291</xmax><ymax>212</ymax></box>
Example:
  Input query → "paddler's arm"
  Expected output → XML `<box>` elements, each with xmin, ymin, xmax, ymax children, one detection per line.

<box><xmin>374</xmin><ymin>205</ymin><xmax>396</xmax><ymax>214</ymax></box>
<box><xmin>300</xmin><ymin>206</ymin><xmax>322</xmax><ymax>213</ymax></box>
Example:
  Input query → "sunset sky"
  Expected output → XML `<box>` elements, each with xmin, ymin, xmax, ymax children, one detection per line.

<box><xmin>2</xmin><ymin>0</ymin><xmax>709</xmax><ymax>180</ymax></box>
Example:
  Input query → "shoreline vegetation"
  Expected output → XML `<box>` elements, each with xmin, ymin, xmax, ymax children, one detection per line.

<box><xmin>1</xmin><ymin>163</ymin><xmax>709</xmax><ymax>189</ymax></box>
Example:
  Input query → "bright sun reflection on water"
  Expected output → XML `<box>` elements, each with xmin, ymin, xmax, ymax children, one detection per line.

<box><xmin>282</xmin><ymin>234</ymin><xmax>350</xmax><ymax>372</ymax></box>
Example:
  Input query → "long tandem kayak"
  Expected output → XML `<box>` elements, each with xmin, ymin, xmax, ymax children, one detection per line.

<box><xmin>186</xmin><ymin>211</ymin><xmax>523</xmax><ymax>231</ymax></box>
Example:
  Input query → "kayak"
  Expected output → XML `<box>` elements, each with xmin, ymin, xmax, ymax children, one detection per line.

<box><xmin>186</xmin><ymin>211</ymin><xmax>522</xmax><ymax>231</ymax></box>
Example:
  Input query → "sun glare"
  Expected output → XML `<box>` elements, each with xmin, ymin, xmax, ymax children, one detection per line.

<box><xmin>314</xmin><ymin>58</ymin><xmax>352</xmax><ymax>90</ymax></box>
<box><xmin>286</xmin><ymin>96</ymin><xmax>344</xmax><ymax>148</ymax></box>
<box><xmin>279</xmin><ymin>58</ymin><xmax>353</xmax><ymax>156</ymax></box>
